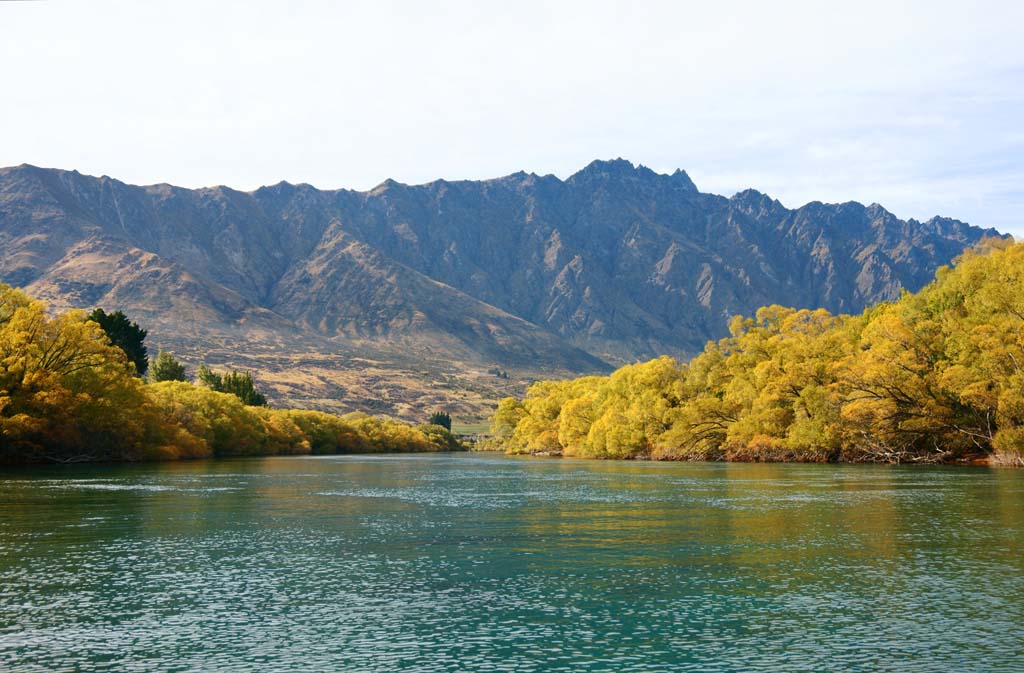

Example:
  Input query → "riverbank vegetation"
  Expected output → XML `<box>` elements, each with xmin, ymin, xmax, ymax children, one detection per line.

<box><xmin>492</xmin><ymin>239</ymin><xmax>1024</xmax><ymax>466</ymax></box>
<box><xmin>0</xmin><ymin>286</ymin><xmax>462</xmax><ymax>463</ymax></box>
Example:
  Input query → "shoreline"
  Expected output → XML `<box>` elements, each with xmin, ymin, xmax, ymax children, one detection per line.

<box><xmin>499</xmin><ymin>449</ymin><xmax>1014</xmax><ymax>467</ymax></box>
<box><xmin>4</xmin><ymin>448</ymin><xmax>1008</xmax><ymax>469</ymax></box>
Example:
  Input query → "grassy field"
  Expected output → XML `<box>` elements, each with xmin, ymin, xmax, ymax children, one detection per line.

<box><xmin>452</xmin><ymin>422</ymin><xmax>491</xmax><ymax>435</ymax></box>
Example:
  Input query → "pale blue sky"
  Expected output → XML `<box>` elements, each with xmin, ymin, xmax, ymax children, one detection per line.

<box><xmin>2</xmin><ymin>0</ymin><xmax>1022</xmax><ymax>234</ymax></box>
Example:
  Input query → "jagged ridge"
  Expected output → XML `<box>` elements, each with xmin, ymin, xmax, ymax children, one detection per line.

<box><xmin>0</xmin><ymin>159</ymin><xmax>1002</xmax><ymax>417</ymax></box>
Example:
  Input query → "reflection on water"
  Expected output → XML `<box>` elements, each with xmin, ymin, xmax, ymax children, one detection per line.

<box><xmin>0</xmin><ymin>455</ymin><xmax>1021</xmax><ymax>672</ymax></box>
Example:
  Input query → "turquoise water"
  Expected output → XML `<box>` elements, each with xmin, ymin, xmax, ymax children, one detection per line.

<box><xmin>0</xmin><ymin>454</ymin><xmax>1022</xmax><ymax>672</ymax></box>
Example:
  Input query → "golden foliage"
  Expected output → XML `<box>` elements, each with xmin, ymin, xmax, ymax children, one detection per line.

<box><xmin>0</xmin><ymin>286</ymin><xmax>466</xmax><ymax>463</ymax></box>
<box><xmin>492</xmin><ymin>238</ymin><xmax>1024</xmax><ymax>464</ymax></box>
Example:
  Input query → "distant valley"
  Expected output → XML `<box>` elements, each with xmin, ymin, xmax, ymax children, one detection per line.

<box><xmin>0</xmin><ymin>159</ymin><xmax>1002</xmax><ymax>421</ymax></box>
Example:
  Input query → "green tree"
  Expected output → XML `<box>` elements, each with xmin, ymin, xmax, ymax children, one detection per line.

<box><xmin>197</xmin><ymin>364</ymin><xmax>221</xmax><ymax>390</ymax></box>
<box><xmin>197</xmin><ymin>365</ymin><xmax>267</xmax><ymax>406</ymax></box>
<box><xmin>148</xmin><ymin>350</ymin><xmax>187</xmax><ymax>382</ymax></box>
<box><xmin>88</xmin><ymin>308</ymin><xmax>148</xmax><ymax>376</ymax></box>
<box><xmin>428</xmin><ymin>410</ymin><xmax>452</xmax><ymax>430</ymax></box>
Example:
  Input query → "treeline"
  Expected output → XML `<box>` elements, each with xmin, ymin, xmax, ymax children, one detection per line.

<box><xmin>492</xmin><ymin>239</ymin><xmax>1024</xmax><ymax>466</ymax></box>
<box><xmin>0</xmin><ymin>287</ymin><xmax>462</xmax><ymax>463</ymax></box>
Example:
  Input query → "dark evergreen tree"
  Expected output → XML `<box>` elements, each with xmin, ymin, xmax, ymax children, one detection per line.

<box><xmin>197</xmin><ymin>364</ymin><xmax>221</xmax><ymax>390</ymax></box>
<box><xmin>197</xmin><ymin>365</ymin><xmax>267</xmax><ymax>406</ymax></box>
<box><xmin>148</xmin><ymin>350</ymin><xmax>187</xmax><ymax>382</ymax></box>
<box><xmin>428</xmin><ymin>410</ymin><xmax>452</xmax><ymax>430</ymax></box>
<box><xmin>88</xmin><ymin>308</ymin><xmax>148</xmax><ymax>376</ymax></box>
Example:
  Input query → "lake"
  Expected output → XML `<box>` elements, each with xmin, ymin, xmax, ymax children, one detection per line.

<box><xmin>0</xmin><ymin>454</ymin><xmax>1021</xmax><ymax>672</ymax></box>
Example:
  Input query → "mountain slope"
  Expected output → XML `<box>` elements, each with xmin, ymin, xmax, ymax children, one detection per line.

<box><xmin>0</xmin><ymin>160</ymin><xmax>1002</xmax><ymax>419</ymax></box>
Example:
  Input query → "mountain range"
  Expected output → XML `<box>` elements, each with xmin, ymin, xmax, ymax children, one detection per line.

<box><xmin>0</xmin><ymin>159</ymin><xmax>1002</xmax><ymax>421</ymax></box>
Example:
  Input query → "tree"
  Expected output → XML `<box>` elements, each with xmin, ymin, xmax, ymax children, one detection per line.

<box><xmin>0</xmin><ymin>286</ymin><xmax>164</xmax><ymax>462</ymax></box>
<box><xmin>417</xmin><ymin>423</ymin><xmax>465</xmax><ymax>451</ymax></box>
<box><xmin>491</xmin><ymin>240</ymin><xmax>1024</xmax><ymax>465</ymax></box>
<box><xmin>0</xmin><ymin>283</ymin><xmax>471</xmax><ymax>464</ymax></box>
<box><xmin>197</xmin><ymin>365</ymin><xmax>268</xmax><ymax>406</ymax></box>
<box><xmin>148</xmin><ymin>350</ymin><xmax>187</xmax><ymax>382</ymax></box>
<box><xmin>88</xmin><ymin>309</ymin><xmax>148</xmax><ymax>376</ymax></box>
<box><xmin>197</xmin><ymin>364</ymin><xmax>221</xmax><ymax>390</ymax></box>
<box><xmin>428</xmin><ymin>410</ymin><xmax>452</xmax><ymax>430</ymax></box>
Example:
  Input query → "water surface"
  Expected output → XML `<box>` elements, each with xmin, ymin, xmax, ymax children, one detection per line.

<box><xmin>1</xmin><ymin>454</ymin><xmax>1022</xmax><ymax>672</ymax></box>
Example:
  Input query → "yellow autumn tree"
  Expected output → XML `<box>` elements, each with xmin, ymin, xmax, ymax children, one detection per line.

<box><xmin>0</xmin><ymin>286</ymin><xmax>169</xmax><ymax>462</ymax></box>
<box><xmin>494</xmin><ymin>239</ymin><xmax>1024</xmax><ymax>465</ymax></box>
<box><xmin>0</xmin><ymin>282</ymin><xmax>468</xmax><ymax>463</ymax></box>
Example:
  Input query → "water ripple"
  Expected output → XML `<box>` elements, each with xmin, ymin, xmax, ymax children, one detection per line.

<box><xmin>0</xmin><ymin>455</ymin><xmax>1021</xmax><ymax>672</ymax></box>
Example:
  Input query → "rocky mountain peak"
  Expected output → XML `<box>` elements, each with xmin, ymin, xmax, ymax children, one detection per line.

<box><xmin>568</xmin><ymin>158</ymin><xmax>654</xmax><ymax>182</ymax></box>
<box><xmin>669</xmin><ymin>168</ymin><xmax>698</xmax><ymax>192</ymax></box>
<box><xmin>567</xmin><ymin>159</ymin><xmax>698</xmax><ymax>195</ymax></box>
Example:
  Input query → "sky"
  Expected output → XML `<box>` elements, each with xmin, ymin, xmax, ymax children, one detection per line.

<box><xmin>2</xmin><ymin>0</ymin><xmax>1023</xmax><ymax>235</ymax></box>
